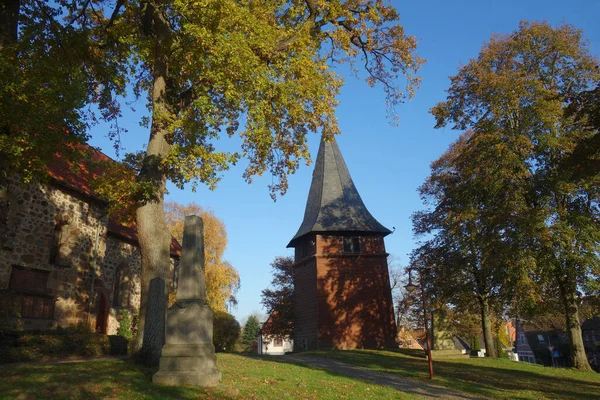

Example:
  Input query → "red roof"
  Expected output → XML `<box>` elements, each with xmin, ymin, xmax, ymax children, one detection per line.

<box><xmin>47</xmin><ymin>145</ymin><xmax>112</xmax><ymax>199</ymax></box>
<box><xmin>47</xmin><ymin>144</ymin><xmax>181</xmax><ymax>257</ymax></box>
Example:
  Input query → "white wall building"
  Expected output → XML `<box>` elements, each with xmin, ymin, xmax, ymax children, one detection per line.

<box><xmin>257</xmin><ymin>313</ymin><xmax>294</xmax><ymax>355</ymax></box>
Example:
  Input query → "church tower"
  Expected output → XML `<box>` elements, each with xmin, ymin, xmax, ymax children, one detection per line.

<box><xmin>288</xmin><ymin>136</ymin><xmax>396</xmax><ymax>350</ymax></box>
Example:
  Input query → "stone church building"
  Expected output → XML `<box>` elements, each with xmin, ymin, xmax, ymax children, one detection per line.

<box><xmin>0</xmin><ymin>147</ymin><xmax>180</xmax><ymax>334</ymax></box>
<box><xmin>288</xmin><ymin>137</ymin><xmax>397</xmax><ymax>350</ymax></box>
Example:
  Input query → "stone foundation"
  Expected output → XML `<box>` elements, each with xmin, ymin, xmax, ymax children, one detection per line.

<box><xmin>153</xmin><ymin>302</ymin><xmax>221</xmax><ymax>387</ymax></box>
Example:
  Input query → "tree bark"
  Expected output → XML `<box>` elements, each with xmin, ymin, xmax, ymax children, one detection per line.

<box><xmin>133</xmin><ymin>27</ymin><xmax>172</xmax><ymax>356</ymax></box>
<box><xmin>0</xmin><ymin>0</ymin><xmax>18</xmax><ymax>241</ymax></box>
<box><xmin>479</xmin><ymin>296</ymin><xmax>497</xmax><ymax>358</ymax></box>
<box><xmin>559</xmin><ymin>279</ymin><xmax>591</xmax><ymax>370</ymax></box>
<box><xmin>0</xmin><ymin>0</ymin><xmax>19</xmax><ymax>49</ymax></box>
<box><xmin>136</xmin><ymin>277</ymin><xmax>166</xmax><ymax>366</ymax></box>
<box><xmin>0</xmin><ymin>167</ymin><xmax>8</xmax><ymax>247</ymax></box>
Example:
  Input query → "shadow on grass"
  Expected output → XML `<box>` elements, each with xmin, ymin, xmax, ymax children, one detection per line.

<box><xmin>262</xmin><ymin>349</ymin><xmax>600</xmax><ymax>400</ymax></box>
<box><xmin>238</xmin><ymin>352</ymin><xmax>476</xmax><ymax>400</ymax></box>
<box><xmin>4</xmin><ymin>351</ymin><xmax>598</xmax><ymax>400</ymax></box>
<box><xmin>0</xmin><ymin>358</ymin><xmax>233</xmax><ymax>400</ymax></box>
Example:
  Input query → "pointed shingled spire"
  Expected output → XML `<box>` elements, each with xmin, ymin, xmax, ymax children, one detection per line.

<box><xmin>287</xmin><ymin>136</ymin><xmax>391</xmax><ymax>247</ymax></box>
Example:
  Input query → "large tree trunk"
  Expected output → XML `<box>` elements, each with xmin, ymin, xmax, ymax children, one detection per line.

<box><xmin>0</xmin><ymin>167</ymin><xmax>8</xmax><ymax>246</ymax></box>
<box><xmin>0</xmin><ymin>0</ymin><xmax>18</xmax><ymax>238</ymax></box>
<box><xmin>133</xmin><ymin>36</ymin><xmax>172</xmax><ymax>357</ymax></box>
<box><xmin>0</xmin><ymin>0</ymin><xmax>19</xmax><ymax>49</ymax></box>
<box><xmin>479</xmin><ymin>296</ymin><xmax>497</xmax><ymax>358</ymax></box>
<box><xmin>559</xmin><ymin>279</ymin><xmax>591</xmax><ymax>371</ymax></box>
<box><xmin>136</xmin><ymin>277</ymin><xmax>166</xmax><ymax>366</ymax></box>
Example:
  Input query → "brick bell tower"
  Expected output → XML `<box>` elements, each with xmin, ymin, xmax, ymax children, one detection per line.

<box><xmin>287</xmin><ymin>136</ymin><xmax>397</xmax><ymax>350</ymax></box>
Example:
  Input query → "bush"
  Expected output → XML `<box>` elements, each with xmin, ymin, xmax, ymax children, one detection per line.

<box><xmin>214</xmin><ymin>311</ymin><xmax>241</xmax><ymax>352</ymax></box>
<box><xmin>496</xmin><ymin>336</ymin><xmax>509</xmax><ymax>358</ymax></box>
<box><xmin>0</xmin><ymin>327</ymin><xmax>110</xmax><ymax>364</ymax></box>
<box><xmin>117</xmin><ymin>310</ymin><xmax>133</xmax><ymax>339</ymax></box>
<box><xmin>470</xmin><ymin>336</ymin><xmax>481</xmax><ymax>355</ymax></box>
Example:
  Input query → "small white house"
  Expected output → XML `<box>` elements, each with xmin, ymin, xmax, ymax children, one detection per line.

<box><xmin>257</xmin><ymin>313</ymin><xmax>293</xmax><ymax>355</ymax></box>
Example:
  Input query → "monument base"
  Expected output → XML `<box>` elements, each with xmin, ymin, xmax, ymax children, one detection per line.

<box><xmin>153</xmin><ymin>369</ymin><xmax>222</xmax><ymax>387</ymax></box>
<box><xmin>152</xmin><ymin>300</ymin><xmax>221</xmax><ymax>387</ymax></box>
<box><xmin>153</xmin><ymin>343</ymin><xmax>222</xmax><ymax>386</ymax></box>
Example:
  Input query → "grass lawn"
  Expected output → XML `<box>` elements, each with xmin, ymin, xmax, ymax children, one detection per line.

<box><xmin>0</xmin><ymin>353</ymin><xmax>419</xmax><ymax>400</ymax></box>
<box><xmin>305</xmin><ymin>349</ymin><xmax>600</xmax><ymax>399</ymax></box>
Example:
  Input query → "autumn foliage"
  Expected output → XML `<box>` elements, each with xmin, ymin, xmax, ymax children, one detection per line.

<box><xmin>260</xmin><ymin>256</ymin><xmax>295</xmax><ymax>338</ymax></box>
<box><xmin>421</xmin><ymin>21</ymin><xmax>599</xmax><ymax>369</ymax></box>
<box><xmin>164</xmin><ymin>201</ymin><xmax>240</xmax><ymax>313</ymax></box>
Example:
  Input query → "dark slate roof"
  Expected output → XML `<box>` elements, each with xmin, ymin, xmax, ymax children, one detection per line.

<box><xmin>287</xmin><ymin>136</ymin><xmax>391</xmax><ymax>247</ymax></box>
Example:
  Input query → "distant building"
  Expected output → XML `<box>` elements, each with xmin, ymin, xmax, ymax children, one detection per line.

<box><xmin>397</xmin><ymin>326</ymin><xmax>424</xmax><ymax>350</ymax></box>
<box><xmin>0</xmin><ymin>146</ymin><xmax>180</xmax><ymax>333</ymax></box>
<box><xmin>257</xmin><ymin>313</ymin><xmax>294</xmax><ymax>355</ymax></box>
<box><xmin>515</xmin><ymin>319</ymin><xmax>537</xmax><ymax>364</ymax></box>
<box><xmin>287</xmin><ymin>136</ymin><xmax>396</xmax><ymax>351</ymax></box>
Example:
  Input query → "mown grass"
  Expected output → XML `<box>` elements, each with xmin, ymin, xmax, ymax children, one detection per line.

<box><xmin>0</xmin><ymin>353</ymin><xmax>418</xmax><ymax>400</ymax></box>
<box><xmin>305</xmin><ymin>349</ymin><xmax>600</xmax><ymax>400</ymax></box>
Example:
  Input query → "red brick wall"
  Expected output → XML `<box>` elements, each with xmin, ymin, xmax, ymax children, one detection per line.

<box><xmin>293</xmin><ymin>233</ymin><xmax>396</xmax><ymax>350</ymax></box>
<box><xmin>293</xmin><ymin>247</ymin><xmax>318</xmax><ymax>350</ymax></box>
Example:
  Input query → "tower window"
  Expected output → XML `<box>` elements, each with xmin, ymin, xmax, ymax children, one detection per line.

<box><xmin>298</xmin><ymin>239</ymin><xmax>315</xmax><ymax>258</ymax></box>
<box><xmin>343</xmin><ymin>237</ymin><xmax>361</xmax><ymax>254</ymax></box>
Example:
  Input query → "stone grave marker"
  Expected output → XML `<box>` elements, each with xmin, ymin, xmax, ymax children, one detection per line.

<box><xmin>153</xmin><ymin>215</ymin><xmax>221</xmax><ymax>386</ymax></box>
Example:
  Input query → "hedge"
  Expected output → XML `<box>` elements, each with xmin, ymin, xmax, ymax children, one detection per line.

<box><xmin>0</xmin><ymin>326</ymin><xmax>112</xmax><ymax>364</ymax></box>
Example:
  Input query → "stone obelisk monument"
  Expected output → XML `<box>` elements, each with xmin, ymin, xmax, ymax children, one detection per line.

<box><xmin>153</xmin><ymin>215</ymin><xmax>221</xmax><ymax>386</ymax></box>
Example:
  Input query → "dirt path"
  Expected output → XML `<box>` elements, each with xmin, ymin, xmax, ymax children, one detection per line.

<box><xmin>283</xmin><ymin>355</ymin><xmax>487</xmax><ymax>400</ymax></box>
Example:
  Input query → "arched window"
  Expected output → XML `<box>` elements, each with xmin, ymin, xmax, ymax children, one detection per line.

<box><xmin>112</xmin><ymin>262</ymin><xmax>130</xmax><ymax>308</ymax></box>
<box><xmin>50</xmin><ymin>215</ymin><xmax>72</xmax><ymax>266</ymax></box>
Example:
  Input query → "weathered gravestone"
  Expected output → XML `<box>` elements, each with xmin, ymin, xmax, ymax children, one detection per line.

<box><xmin>153</xmin><ymin>215</ymin><xmax>222</xmax><ymax>386</ymax></box>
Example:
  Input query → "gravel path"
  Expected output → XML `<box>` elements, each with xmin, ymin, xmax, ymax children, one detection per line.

<box><xmin>283</xmin><ymin>354</ymin><xmax>487</xmax><ymax>400</ymax></box>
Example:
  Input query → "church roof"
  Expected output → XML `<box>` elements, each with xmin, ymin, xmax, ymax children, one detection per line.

<box><xmin>287</xmin><ymin>136</ymin><xmax>391</xmax><ymax>247</ymax></box>
<box><xmin>48</xmin><ymin>144</ymin><xmax>182</xmax><ymax>257</ymax></box>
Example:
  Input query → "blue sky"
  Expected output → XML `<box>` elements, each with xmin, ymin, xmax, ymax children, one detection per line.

<box><xmin>88</xmin><ymin>0</ymin><xmax>600</xmax><ymax>322</ymax></box>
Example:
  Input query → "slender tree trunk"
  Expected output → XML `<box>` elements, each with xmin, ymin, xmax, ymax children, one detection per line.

<box><xmin>559</xmin><ymin>279</ymin><xmax>591</xmax><ymax>371</ymax></box>
<box><xmin>479</xmin><ymin>296</ymin><xmax>497</xmax><ymax>358</ymax></box>
<box><xmin>133</xmin><ymin>37</ymin><xmax>172</xmax><ymax>356</ymax></box>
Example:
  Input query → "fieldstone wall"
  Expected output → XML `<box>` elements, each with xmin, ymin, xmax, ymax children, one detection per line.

<box><xmin>0</xmin><ymin>176</ymin><xmax>178</xmax><ymax>333</ymax></box>
<box><xmin>0</xmin><ymin>175</ymin><xmax>108</xmax><ymax>330</ymax></box>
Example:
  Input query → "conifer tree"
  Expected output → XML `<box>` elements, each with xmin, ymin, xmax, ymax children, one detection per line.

<box><xmin>242</xmin><ymin>315</ymin><xmax>261</xmax><ymax>352</ymax></box>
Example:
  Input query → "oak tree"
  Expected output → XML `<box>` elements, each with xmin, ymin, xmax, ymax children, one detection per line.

<box><xmin>413</xmin><ymin>130</ymin><xmax>533</xmax><ymax>357</ymax></box>
<box><xmin>4</xmin><ymin>1</ymin><xmax>423</xmax><ymax>362</ymax></box>
<box><xmin>112</xmin><ymin>0</ymin><xmax>422</xmax><ymax>358</ymax></box>
<box><xmin>430</xmin><ymin>21</ymin><xmax>600</xmax><ymax>370</ymax></box>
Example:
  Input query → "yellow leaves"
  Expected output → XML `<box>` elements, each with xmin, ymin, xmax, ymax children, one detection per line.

<box><xmin>93</xmin><ymin>0</ymin><xmax>423</xmax><ymax>200</ymax></box>
<box><xmin>164</xmin><ymin>201</ymin><xmax>240</xmax><ymax>311</ymax></box>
